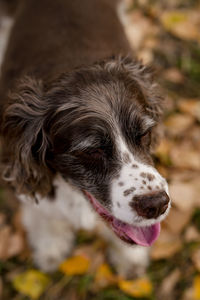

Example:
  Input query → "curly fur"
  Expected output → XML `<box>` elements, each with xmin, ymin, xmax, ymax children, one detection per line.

<box><xmin>1</xmin><ymin>56</ymin><xmax>163</xmax><ymax>198</ymax></box>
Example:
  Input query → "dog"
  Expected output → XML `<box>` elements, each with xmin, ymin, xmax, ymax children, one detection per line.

<box><xmin>0</xmin><ymin>0</ymin><xmax>170</xmax><ymax>276</ymax></box>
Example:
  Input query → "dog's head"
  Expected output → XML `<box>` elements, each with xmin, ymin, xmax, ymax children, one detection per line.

<box><xmin>2</xmin><ymin>56</ymin><xmax>170</xmax><ymax>246</ymax></box>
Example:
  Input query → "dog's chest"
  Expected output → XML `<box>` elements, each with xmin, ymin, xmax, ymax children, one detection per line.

<box><xmin>19</xmin><ymin>175</ymin><xmax>97</xmax><ymax>231</ymax></box>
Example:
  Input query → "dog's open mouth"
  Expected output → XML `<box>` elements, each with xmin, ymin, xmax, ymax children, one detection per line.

<box><xmin>84</xmin><ymin>191</ymin><xmax>160</xmax><ymax>247</ymax></box>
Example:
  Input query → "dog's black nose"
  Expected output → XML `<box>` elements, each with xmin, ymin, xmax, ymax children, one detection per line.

<box><xmin>132</xmin><ymin>191</ymin><xmax>169</xmax><ymax>219</ymax></box>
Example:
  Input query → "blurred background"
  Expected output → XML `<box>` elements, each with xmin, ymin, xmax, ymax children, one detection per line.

<box><xmin>0</xmin><ymin>0</ymin><xmax>200</xmax><ymax>299</ymax></box>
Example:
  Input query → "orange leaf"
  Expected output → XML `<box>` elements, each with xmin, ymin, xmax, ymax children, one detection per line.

<box><xmin>59</xmin><ymin>255</ymin><xmax>90</xmax><ymax>275</ymax></box>
<box><xmin>118</xmin><ymin>278</ymin><xmax>153</xmax><ymax>298</ymax></box>
<box><xmin>94</xmin><ymin>263</ymin><xmax>117</xmax><ymax>288</ymax></box>
<box><xmin>194</xmin><ymin>275</ymin><xmax>200</xmax><ymax>299</ymax></box>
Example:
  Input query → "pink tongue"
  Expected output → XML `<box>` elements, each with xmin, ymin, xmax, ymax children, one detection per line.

<box><xmin>84</xmin><ymin>191</ymin><xmax>161</xmax><ymax>247</ymax></box>
<box><xmin>112</xmin><ymin>220</ymin><xmax>160</xmax><ymax>247</ymax></box>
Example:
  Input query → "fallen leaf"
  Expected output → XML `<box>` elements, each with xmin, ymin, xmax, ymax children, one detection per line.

<box><xmin>7</xmin><ymin>232</ymin><xmax>24</xmax><ymax>259</ymax></box>
<box><xmin>0</xmin><ymin>213</ymin><xmax>6</xmax><ymax>226</ymax></box>
<box><xmin>178</xmin><ymin>99</ymin><xmax>200</xmax><ymax>121</ymax></box>
<box><xmin>157</xmin><ymin>269</ymin><xmax>181</xmax><ymax>299</ymax></box>
<box><xmin>94</xmin><ymin>263</ymin><xmax>117</xmax><ymax>288</ymax></box>
<box><xmin>169</xmin><ymin>181</ymin><xmax>197</xmax><ymax>211</ymax></box>
<box><xmin>165</xmin><ymin>206</ymin><xmax>193</xmax><ymax>234</ymax></box>
<box><xmin>0</xmin><ymin>225</ymin><xmax>11</xmax><ymax>259</ymax></box>
<box><xmin>118</xmin><ymin>277</ymin><xmax>153</xmax><ymax>298</ymax></box>
<box><xmin>155</xmin><ymin>139</ymin><xmax>172</xmax><ymax>166</ymax></box>
<box><xmin>163</xmin><ymin>68</ymin><xmax>185</xmax><ymax>83</ymax></box>
<box><xmin>193</xmin><ymin>275</ymin><xmax>200</xmax><ymax>299</ymax></box>
<box><xmin>59</xmin><ymin>255</ymin><xmax>90</xmax><ymax>276</ymax></box>
<box><xmin>13</xmin><ymin>269</ymin><xmax>50</xmax><ymax>299</ymax></box>
<box><xmin>184</xmin><ymin>226</ymin><xmax>200</xmax><ymax>243</ymax></box>
<box><xmin>192</xmin><ymin>250</ymin><xmax>200</xmax><ymax>272</ymax></box>
<box><xmin>151</xmin><ymin>229</ymin><xmax>182</xmax><ymax>259</ymax></box>
<box><xmin>165</xmin><ymin>113</ymin><xmax>194</xmax><ymax>136</ymax></box>
<box><xmin>161</xmin><ymin>11</ymin><xmax>200</xmax><ymax>41</ymax></box>
<box><xmin>170</xmin><ymin>146</ymin><xmax>200</xmax><ymax>170</ymax></box>
<box><xmin>182</xmin><ymin>287</ymin><xmax>195</xmax><ymax>300</ymax></box>
<box><xmin>0</xmin><ymin>224</ymin><xmax>24</xmax><ymax>260</ymax></box>
<box><xmin>74</xmin><ymin>244</ymin><xmax>105</xmax><ymax>273</ymax></box>
<box><xmin>125</xmin><ymin>10</ymin><xmax>157</xmax><ymax>50</ymax></box>
<box><xmin>0</xmin><ymin>277</ymin><xmax>2</xmax><ymax>299</ymax></box>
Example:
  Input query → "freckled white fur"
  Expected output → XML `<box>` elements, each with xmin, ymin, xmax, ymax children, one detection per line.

<box><xmin>20</xmin><ymin>175</ymin><xmax>149</xmax><ymax>274</ymax></box>
<box><xmin>109</xmin><ymin>242</ymin><xmax>150</xmax><ymax>277</ymax></box>
<box><xmin>111</xmin><ymin>136</ymin><xmax>170</xmax><ymax>226</ymax></box>
<box><xmin>21</xmin><ymin>175</ymin><xmax>97</xmax><ymax>271</ymax></box>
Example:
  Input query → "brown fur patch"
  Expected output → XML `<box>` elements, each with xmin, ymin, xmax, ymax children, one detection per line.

<box><xmin>147</xmin><ymin>173</ymin><xmax>155</xmax><ymax>181</ymax></box>
<box><xmin>123</xmin><ymin>152</ymin><xmax>131</xmax><ymax>164</ymax></box>
<box><xmin>123</xmin><ymin>187</ymin><xmax>136</xmax><ymax>196</ymax></box>
<box><xmin>140</xmin><ymin>172</ymin><xmax>147</xmax><ymax>178</ymax></box>
<box><xmin>132</xmin><ymin>164</ymin><xmax>138</xmax><ymax>168</ymax></box>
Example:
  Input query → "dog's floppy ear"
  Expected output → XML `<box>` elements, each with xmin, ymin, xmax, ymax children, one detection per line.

<box><xmin>104</xmin><ymin>56</ymin><xmax>164</xmax><ymax>150</ymax></box>
<box><xmin>105</xmin><ymin>56</ymin><xmax>164</xmax><ymax>121</ymax></box>
<box><xmin>121</xmin><ymin>56</ymin><xmax>164</xmax><ymax>120</ymax></box>
<box><xmin>1</xmin><ymin>76</ymin><xmax>53</xmax><ymax>198</ymax></box>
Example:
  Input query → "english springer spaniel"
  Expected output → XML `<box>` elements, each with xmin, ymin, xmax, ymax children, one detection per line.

<box><xmin>0</xmin><ymin>0</ymin><xmax>170</xmax><ymax>276</ymax></box>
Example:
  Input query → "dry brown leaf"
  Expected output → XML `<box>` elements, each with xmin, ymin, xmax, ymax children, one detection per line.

<box><xmin>164</xmin><ymin>206</ymin><xmax>193</xmax><ymax>234</ymax></box>
<box><xmin>0</xmin><ymin>225</ymin><xmax>24</xmax><ymax>260</ymax></box>
<box><xmin>170</xmin><ymin>146</ymin><xmax>200</xmax><ymax>170</ymax></box>
<box><xmin>184</xmin><ymin>226</ymin><xmax>200</xmax><ymax>243</ymax></box>
<box><xmin>165</xmin><ymin>113</ymin><xmax>194</xmax><ymax>136</ymax></box>
<box><xmin>186</xmin><ymin>126</ymin><xmax>200</xmax><ymax>149</ymax></box>
<box><xmin>155</xmin><ymin>139</ymin><xmax>172</xmax><ymax>165</ymax></box>
<box><xmin>191</xmin><ymin>249</ymin><xmax>200</xmax><ymax>272</ymax></box>
<box><xmin>161</xmin><ymin>10</ymin><xmax>200</xmax><ymax>42</ymax></box>
<box><xmin>163</xmin><ymin>68</ymin><xmax>185</xmax><ymax>83</ymax></box>
<box><xmin>0</xmin><ymin>225</ymin><xmax>11</xmax><ymax>259</ymax></box>
<box><xmin>0</xmin><ymin>277</ymin><xmax>2</xmax><ymax>299</ymax></box>
<box><xmin>125</xmin><ymin>11</ymin><xmax>157</xmax><ymax>50</ymax></box>
<box><xmin>182</xmin><ymin>287</ymin><xmax>194</xmax><ymax>300</ymax></box>
<box><xmin>178</xmin><ymin>99</ymin><xmax>200</xmax><ymax>121</ymax></box>
<box><xmin>151</xmin><ymin>229</ymin><xmax>182</xmax><ymax>260</ymax></box>
<box><xmin>157</xmin><ymin>269</ymin><xmax>181</xmax><ymax>299</ymax></box>
<box><xmin>169</xmin><ymin>181</ymin><xmax>196</xmax><ymax>211</ymax></box>
<box><xmin>7</xmin><ymin>233</ymin><xmax>24</xmax><ymax>259</ymax></box>
<box><xmin>0</xmin><ymin>213</ymin><xmax>6</xmax><ymax>226</ymax></box>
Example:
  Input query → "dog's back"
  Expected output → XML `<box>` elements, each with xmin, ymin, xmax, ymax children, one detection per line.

<box><xmin>0</xmin><ymin>0</ymin><xmax>131</xmax><ymax>99</ymax></box>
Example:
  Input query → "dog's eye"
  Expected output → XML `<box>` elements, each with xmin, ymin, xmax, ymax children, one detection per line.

<box><xmin>73</xmin><ymin>148</ymin><xmax>105</xmax><ymax>160</ymax></box>
<box><xmin>136</xmin><ymin>130</ymin><xmax>151</xmax><ymax>146</ymax></box>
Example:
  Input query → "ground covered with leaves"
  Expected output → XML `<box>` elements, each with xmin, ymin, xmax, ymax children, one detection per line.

<box><xmin>0</xmin><ymin>0</ymin><xmax>200</xmax><ymax>299</ymax></box>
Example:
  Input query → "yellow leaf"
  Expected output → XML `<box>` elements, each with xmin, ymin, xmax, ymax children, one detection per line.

<box><xmin>194</xmin><ymin>275</ymin><xmax>200</xmax><ymax>299</ymax></box>
<box><xmin>162</xmin><ymin>11</ymin><xmax>187</xmax><ymax>28</ymax></box>
<box><xmin>59</xmin><ymin>255</ymin><xmax>90</xmax><ymax>275</ymax></box>
<box><xmin>94</xmin><ymin>263</ymin><xmax>117</xmax><ymax>287</ymax></box>
<box><xmin>13</xmin><ymin>269</ymin><xmax>50</xmax><ymax>299</ymax></box>
<box><xmin>118</xmin><ymin>278</ymin><xmax>153</xmax><ymax>298</ymax></box>
<box><xmin>161</xmin><ymin>11</ymin><xmax>200</xmax><ymax>41</ymax></box>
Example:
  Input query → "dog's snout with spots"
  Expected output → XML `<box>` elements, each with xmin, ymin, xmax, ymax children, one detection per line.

<box><xmin>131</xmin><ymin>191</ymin><xmax>170</xmax><ymax>219</ymax></box>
